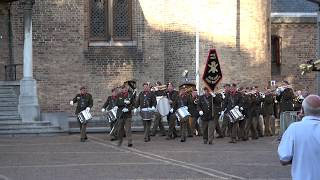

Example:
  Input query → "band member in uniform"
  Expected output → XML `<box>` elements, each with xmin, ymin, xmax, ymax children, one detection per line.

<box><xmin>70</xmin><ymin>86</ymin><xmax>93</xmax><ymax>142</ymax></box>
<box><xmin>277</xmin><ymin>81</ymin><xmax>295</xmax><ymax>138</ymax></box>
<box><xmin>150</xmin><ymin>81</ymin><xmax>166</xmax><ymax>136</ymax></box>
<box><xmin>238</xmin><ymin>88</ymin><xmax>250</xmax><ymax>141</ymax></box>
<box><xmin>245</xmin><ymin>90</ymin><xmax>260</xmax><ymax>140</ymax></box>
<box><xmin>262</xmin><ymin>87</ymin><xmax>275</xmax><ymax>136</ymax></box>
<box><xmin>166</xmin><ymin>82</ymin><xmax>179</xmax><ymax>140</ymax></box>
<box><xmin>102</xmin><ymin>88</ymin><xmax>119</xmax><ymax>141</ymax></box>
<box><xmin>116</xmin><ymin>84</ymin><xmax>134</xmax><ymax>147</ymax></box>
<box><xmin>277</xmin><ymin>81</ymin><xmax>295</xmax><ymax>113</ymax></box>
<box><xmin>198</xmin><ymin>87</ymin><xmax>222</xmax><ymax>144</ymax></box>
<box><xmin>135</xmin><ymin>82</ymin><xmax>157</xmax><ymax>142</ymax></box>
<box><xmin>189</xmin><ymin>88</ymin><xmax>202</xmax><ymax>136</ymax></box>
<box><xmin>253</xmin><ymin>87</ymin><xmax>264</xmax><ymax>137</ymax></box>
<box><xmin>223</xmin><ymin>83</ymin><xmax>241</xmax><ymax>143</ymax></box>
<box><xmin>221</xmin><ymin>84</ymin><xmax>231</xmax><ymax>137</ymax></box>
<box><xmin>214</xmin><ymin>92</ymin><xmax>225</xmax><ymax>138</ymax></box>
<box><xmin>175</xmin><ymin>85</ymin><xmax>192</xmax><ymax>142</ymax></box>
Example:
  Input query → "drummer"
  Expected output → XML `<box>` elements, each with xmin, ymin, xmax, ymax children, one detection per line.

<box><xmin>101</xmin><ymin>87</ymin><xmax>119</xmax><ymax>141</ymax></box>
<box><xmin>175</xmin><ymin>85</ymin><xmax>192</xmax><ymax>142</ymax></box>
<box><xmin>166</xmin><ymin>82</ymin><xmax>179</xmax><ymax>140</ymax></box>
<box><xmin>189</xmin><ymin>87</ymin><xmax>202</xmax><ymax>136</ymax></box>
<box><xmin>69</xmin><ymin>86</ymin><xmax>93</xmax><ymax>142</ymax></box>
<box><xmin>150</xmin><ymin>81</ymin><xmax>166</xmax><ymax>137</ymax></box>
<box><xmin>116</xmin><ymin>84</ymin><xmax>134</xmax><ymax>147</ymax></box>
<box><xmin>135</xmin><ymin>82</ymin><xmax>157</xmax><ymax>142</ymax></box>
<box><xmin>223</xmin><ymin>83</ymin><xmax>241</xmax><ymax>143</ymax></box>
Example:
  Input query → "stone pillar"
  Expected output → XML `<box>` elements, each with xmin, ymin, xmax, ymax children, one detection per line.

<box><xmin>317</xmin><ymin>5</ymin><xmax>320</xmax><ymax>95</ymax></box>
<box><xmin>18</xmin><ymin>0</ymin><xmax>40</xmax><ymax>122</ymax></box>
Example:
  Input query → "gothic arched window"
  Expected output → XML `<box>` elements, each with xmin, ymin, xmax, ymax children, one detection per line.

<box><xmin>89</xmin><ymin>0</ymin><xmax>132</xmax><ymax>41</ymax></box>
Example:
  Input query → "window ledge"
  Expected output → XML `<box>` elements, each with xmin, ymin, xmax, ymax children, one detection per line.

<box><xmin>89</xmin><ymin>41</ymin><xmax>137</xmax><ymax>47</ymax></box>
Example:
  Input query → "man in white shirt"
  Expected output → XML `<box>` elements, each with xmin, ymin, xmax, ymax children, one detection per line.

<box><xmin>278</xmin><ymin>94</ymin><xmax>320</xmax><ymax>180</ymax></box>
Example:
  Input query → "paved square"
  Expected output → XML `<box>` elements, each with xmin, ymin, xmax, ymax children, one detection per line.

<box><xmin>0</xmin><ymin>133</ymin><xmax>290</xmax><ymax>180</ymax></box>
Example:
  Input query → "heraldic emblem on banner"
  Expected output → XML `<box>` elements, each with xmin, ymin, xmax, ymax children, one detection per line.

<box><xmin>202</xmin><ymin>49</ymin><xmax>222</xmax><ymax>91</ymax></box>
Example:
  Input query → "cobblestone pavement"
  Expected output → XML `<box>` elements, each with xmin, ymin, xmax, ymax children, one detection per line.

<box><xmin>0</xmin><ymin>133</ymin><xmax>291</xmax><ymax>180</ymax></box>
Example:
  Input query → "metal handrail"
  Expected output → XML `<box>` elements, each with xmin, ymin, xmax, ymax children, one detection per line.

<box><xmin>4</xmin><ymin>63</ymin><xmax>22</xmax><ymax>81</ymax></box>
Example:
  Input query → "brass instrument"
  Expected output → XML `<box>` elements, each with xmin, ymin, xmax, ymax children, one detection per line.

<box><xmin>179</xmin><ymin>82</ymin><xmax>196</xmax><ymax>95</ymax></box>
<box><xmin>151</xmin><ymin>85</ymin><xmax>167</xmax><ymax>91</ymax></box>
<box><xmin>275</xmin><ymin>85</ymin><xmax>293</xmax><ymax>95</ymax></box>
<box><xmin>185</xmin><ymin>86</ymin><xmax>195</xmax><ymax>94</ymax></box>
<box><xmin>299</xmin><ymin>59</ymin><xmax>320</xmax><ymax>75</ymax></box>
<box><xmin>213</xmin><ymin>88</ymin><xmax>225</xmax><ymax>95</ymax></box>
<box><xmin>193</xmin><ymin>97</ymin><xmax>199</xmax><ymax>104</ymax></box>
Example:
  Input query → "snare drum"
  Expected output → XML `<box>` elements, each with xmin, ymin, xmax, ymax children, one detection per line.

<box><xmin>175</xmin><ymin>106</ymin><xmax>190</xmax><ymax>121</ymax></box>
<box><xmin>78</xmin><ymin>110</ymin><xmax>92</xmax><ymax>123</ymax></box>
<box><xmin>227</xmin><ymin>106</ymin><xmax>244</xmax><ymax>123</ymax></box>
<box><xmin>140</xmin><ymin>108</ymin><xmax>153</xmax><ymax>120</ymax></box>
<box><xmin>105</xmin><ymin>108</ymin><xmax>117</xmax><ymax>122</ymax></box>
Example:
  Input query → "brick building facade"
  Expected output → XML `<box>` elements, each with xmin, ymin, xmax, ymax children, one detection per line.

<box><xmin>1</xmin><ymin>0</ymin><xmax>272</xmax><ymax>115</ymax></box>
<box><xmin>271</xmin><ymin>0</ymin><xmax>317</xmax><ymax>92</ymax></box>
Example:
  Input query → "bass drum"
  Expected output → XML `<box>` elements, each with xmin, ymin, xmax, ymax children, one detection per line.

<box><xmin>156</xmin><ymin>96</ymin><xmax>171</xmax><ymax>116</ymax></box>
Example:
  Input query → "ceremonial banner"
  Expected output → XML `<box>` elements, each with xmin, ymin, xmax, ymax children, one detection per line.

<box><xmin>202</xmin><ymin>49</ymin><xmax>222</xmax><ymax>91</ymax></box>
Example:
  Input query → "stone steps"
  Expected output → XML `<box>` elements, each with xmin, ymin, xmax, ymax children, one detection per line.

<box><xmin>0</xmin><ymin>102</ymin><xmax>18</xmax><ymax>107</ymax></box>
<box><xmin>0</xmin><ymin>115</ymin><xmax>21</xmax><ymax>120</ymax></box>
<box><xmin>0</xmin><ymin>97</ymin><xmax>18</xmax><ymax>102</ymax></box>
<box><xmin>0</xmin><ymin>93</ymin><xmax>16</xmax><ymax>97</ymax></box>
<box><xmin>0</xmin><ymin>82</ymin><xmax>64</xmax><ymax>135</ymax></box>
<box><xmin>0</xmin><ymin>111</ymin><xmax>19</xmax><ymax>116</ymax></box>
<box><xmin>0</xmin><ymin>128</ymin><xmax>63</xmax><ymax>135</ymax></box>
<box><xmin>0</xmin><ymin>106</ymin><xmax>18</xmax><ymax>111</ymax></box>
<box><xmin>0</xmin><ymin>120</ymin><xmax>51</xmax><ymax>127</ymax></box>
<box><xmin>0</xmin><ymin>125</ymin><xmax>60</xmax><ymax>131</ymax></box>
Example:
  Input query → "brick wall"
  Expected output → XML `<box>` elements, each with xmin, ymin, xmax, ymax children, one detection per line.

<box><xmin>3</xmin><ymin>0</ymin><xmax>272</xmax><ymax>115</ymax></box>
<box><xmin>5</xmin><ymin>0</ymin><xmax>166</xmax><ymax>115</ymax></box>
<box><xmin>164</xmin><ymin>0</ymin><xmax>271</xmax><ymax>89</ymax></box>
<box><xmin>271</xmin><ymin>23</ymin><xmax>317</xmax><ymax>93</ymax></box>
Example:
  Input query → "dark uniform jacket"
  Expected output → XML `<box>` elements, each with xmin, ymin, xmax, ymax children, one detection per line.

<box><xmin>239</xmin><ymin>93</ymin><xmax>250</xmax><ymax>117</ymax></box>
<box><xmin>262</xmin><ymin>94</ymin><xmax>275</xmax><ymax>116</ymax></box>
<box><xmin>72</xmin><ymin>93</ymin><xmax>93</xmax><ymax>114</ymax></box>
<box><xmin>136</xmin><ymin>91</ymin><xmax>157</xmax><ymax>109</ymax></box>
<box><xmin>278</xmin><ymin>88</ymin><xmax>294</xmax><ymax>112</ymax></box>
<box><xmin>154</xmin><ymin>89</ymin><xmax>166</xmax><ymax>97</ymax></box>
<box><xmin>116</xmin><ymin>91</ymin><xmax>135</xmax><ymax>119</ymax></box>
<box><xmin>102</xmin><ymin>96</ymin><xmax>117</xmax><ymax>111</ymax></box>
<box><xmin>175</xmin><ymin>94</ymin><xmax>192</xmax><ymax>110</ymax></box>
<box><xmin>198</xmin><ymin>94</ymin><xmax>223</xmax><ymax>121</ymax></box>
<box><xmin>249</xmin><ymin>94</ymin><xmax>262</xmax><ymax>118</ymax></box>
<box><xmin>166</xmin><ymin>90</ymin><xmax>179</xmax><ymax>113</ymax></box>
<box><xmin>223</xmin><ymin>92</ymin><xmax>241</xmax><ymax>112</ymax></box>
<box><xmin>189</xmin><ymin>95</ymin><xmax>200</xmax><ymax>118</ymax></box>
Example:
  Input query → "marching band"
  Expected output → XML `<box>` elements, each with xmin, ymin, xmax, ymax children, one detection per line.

<box><xmin>70</xmin><ymin>80</ymin><xmax>308</xmax><ymax>146</ymax></box>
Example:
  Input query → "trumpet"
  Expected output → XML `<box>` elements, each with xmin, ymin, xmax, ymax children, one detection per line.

<box><xmin>151</xmin><ymin>85</ymin><xmax>167</xmax><ymax>91</ymax></box>
<box><xmin>275</xmin><ymin>85</ymin><xmax>293</xmax><ymax>95</ymax></box>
